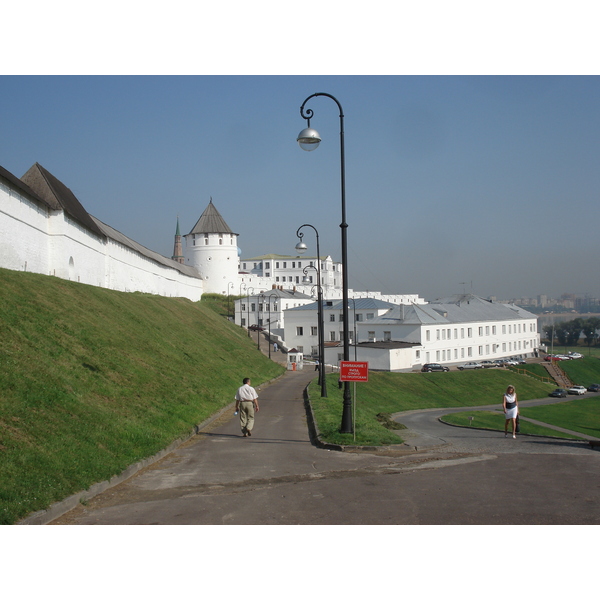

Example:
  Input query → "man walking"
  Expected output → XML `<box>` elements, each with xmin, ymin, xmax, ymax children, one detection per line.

<box><xmin>235</xmin><ymin>377</ymin><xmax>259</xmax><ymax>437</ymax></box>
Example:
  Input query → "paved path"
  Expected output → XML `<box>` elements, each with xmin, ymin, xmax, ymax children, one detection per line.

<box><xmin>49</xmin><ymin>371</ymin><xmax>600</xmax><ymax>525</ymax></box>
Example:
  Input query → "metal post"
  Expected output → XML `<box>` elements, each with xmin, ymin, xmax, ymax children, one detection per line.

<box><xmin>299</xmin><ymin>93</ymin><xmax>350</xmax><ymax>431</ymax></box>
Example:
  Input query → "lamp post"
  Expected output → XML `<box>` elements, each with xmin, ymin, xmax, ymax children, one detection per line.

<box><xmin>265</xmin><ymin>292</ymin><xmax>279</xmax><ymax>360</ymax></box>
<box><xmin>297</xmin><ymin>93</ymin><xmax>351</xmax><ymax>432</ymax></box>
<box><xmin>238</xmin><ymin>282</ymin><xmax>247</xmax><ymax>328</ymax></box>
<box><xmin>227</xmin><ymin>282</ymin><xmax>234</xmax><ymax>321</ymax></box>
<box><xmin>246</xmin><ymin>287</ymin><xmax>254</xmax><ymax>337</ymax></box>
<box><xmin>296</xmin><ymin>227</ymin><xmax>327</xmax><ymax>398</ymax></box>
<box><xmin>257</xmin><ymin>293</ymin><xmax>264</xmax><ymax>351</ymax></box>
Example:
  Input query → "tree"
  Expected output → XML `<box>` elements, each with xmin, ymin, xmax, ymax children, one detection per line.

<box><xmin>582</xmin><ymin>317</ymin><xmax>600</xmax><ymax>348</ymax></box>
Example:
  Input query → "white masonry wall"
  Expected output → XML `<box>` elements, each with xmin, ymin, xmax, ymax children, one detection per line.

<box><xmin>0</xmin><ymin>176</ymin><xmax>204</xmax><ymax>301</ymax></box>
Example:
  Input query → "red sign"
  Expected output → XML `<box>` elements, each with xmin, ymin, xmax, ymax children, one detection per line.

<box><xmin>339</xmin><ymin>361</ymin><xmax>369</xmax><ymax>382</ymax></box>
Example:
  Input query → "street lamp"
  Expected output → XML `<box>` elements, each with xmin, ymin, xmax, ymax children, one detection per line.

<box><xmin>246</xmin><ymin>287</ymin><xmax>254</xmax><ymax>337</ymax></box>
<box><xmin>297</xmin><ymin>93</ymin><xmax>351</xmax><ymax>432</ymax></box>
<box><xmin>265</xmin><ymin>292</ymin><xmax>279</xmax><ymax>360</ymax></box>
<box><xmin>296</xmin><ymin>224</ymin><xmax>327</xmax><ymax>398</ymax></box>
<box><xmin>238</xmin><ymin>282</ymin><xmax>247</xmax><ymax>327</ymax></box>
<box><xmin>227</xmin><ymin>282</ymin><xmax>235</xmax><ymax>321</ymax></box>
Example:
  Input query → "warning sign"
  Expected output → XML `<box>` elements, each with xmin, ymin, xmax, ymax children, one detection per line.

<box><xmin>339</xmin><ymin>361</ymin><xmax>369</xmax><ymax>382</ymax></box>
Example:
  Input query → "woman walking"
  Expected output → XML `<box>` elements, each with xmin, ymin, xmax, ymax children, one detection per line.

<box><xmin>503</xmin><ymin>385</ymin><xmax>519</xmax><ymax>439</ymax></box>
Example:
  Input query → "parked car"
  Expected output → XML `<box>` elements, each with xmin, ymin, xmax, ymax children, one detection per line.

<box><xmin>549</xmin><ymin>388</ymin><xmax>567</xmax><ymax>398</ymax></box>
<box><xmin>556</xmin><ymin>355</ymin><xmax>571</xmax><ymax>361</ymax></box>
<box><xmin>587</xmin><ymin>384</ymin><xmax>600</xmax><ymax>392</ymax></box>
<box><xmin>458</xmin><ymin>362</ymin><xmax>483</xmax><ymax>370</ymax></box>
<box><xmin>421</xmin><ymin>363</ymin><xmax>449</xmax><ymax>372</ymax></box>
<box><xmin>248</xmin><ymin>324</ymin><xmax>265</xmax><ymax>331</ymax></box>
<box><xmin>493</xmin><ymin>360</ymin><xmax>506</xmax><ymax>367</ymax></box>
<box><xmin>568</xmin><ymin>386</ymin><xmax>587</xmax><ymax>395</ymax></box>
<box><xmin>568</xmin><ymin>352</ymin><xmax>583</xmax><ymax>359</ymax></box>
<box><xmin>480</xmin><ymin>360</ymin><xmax>497</xmax><ymax>368</ymax></box>
<box><xmin>505</xmin><ymin>358</ymin><xmax>520</xmax><ymax>366</ymax></box>
<box><xmin>544</xmin><ymin>354</ymin><xmax>561</xmax><ymax>361</ymax></box>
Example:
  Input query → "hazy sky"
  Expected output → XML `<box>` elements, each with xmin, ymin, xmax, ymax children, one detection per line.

<box><xmin>2</xmin><ymin>8</ymin><xmax>599</xmax><ymax>303</ymax></box>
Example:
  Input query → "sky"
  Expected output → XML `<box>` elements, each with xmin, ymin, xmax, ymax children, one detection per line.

<box><xmin>2</xmin><ymin>5</ymin><xmax>599</xmax><ymax>306</ymax></box>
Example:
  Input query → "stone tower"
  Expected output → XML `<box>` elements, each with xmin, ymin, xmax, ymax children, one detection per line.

<box><xmin>171</xmin><ymin>217</ymin><xmax>184</xmax><ymax>264</ymax></box>
<box><xmin>184</xmin><ymin>199</ymin><xmax>239</xmax><ymax>295</ymax></box>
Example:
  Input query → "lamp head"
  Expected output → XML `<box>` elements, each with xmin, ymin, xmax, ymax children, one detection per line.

<box><xmin>297</xmin><ymin>127</ymin><xmax>321</xmax><ymax>151</ymax></box>
<box><xmin>302</xmin><ymin>275</ymin><xmax>311</xmax><ymax>285</ymax></box>
<box><xmin>295</xmin><ymin>241</ymin><xmax>308</xmax><ymax>254</ymax></box>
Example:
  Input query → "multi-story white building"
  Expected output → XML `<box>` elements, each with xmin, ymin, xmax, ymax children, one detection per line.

<box><xmin>283</xmin><ymin>298</ymin><xmax>398</xmax><ymax>357</ymax></box>
<box><xmin>238</xmin><ymin>254</ymin><xmax>425</xmax><ymax>305</ymax></box>
<box><xmin>282</xmin><ymin>294</ymin><xmax>540</xmax><ymax>371</ymax></box>
<box><xmin>233</xmin><ymin>288</ymin><xmax>314</xmax><ymax>339</ymax></box>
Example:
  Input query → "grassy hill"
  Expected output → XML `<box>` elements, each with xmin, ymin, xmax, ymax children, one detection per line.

<box><xmin>0</xmin><ymin>268</ymin><xmax>284</xmax><ymax>524</ymax></box>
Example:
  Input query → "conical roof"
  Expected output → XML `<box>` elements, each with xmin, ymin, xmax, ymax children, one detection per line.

<box><xmin>187</xmin><ymin>199</ymin><xmax>237</xmax><ymax>236</ymax></box>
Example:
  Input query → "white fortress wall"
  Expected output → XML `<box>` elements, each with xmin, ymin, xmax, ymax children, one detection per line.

<box><xmin>0</xmin><ymin>178</ymin><xmax>52</xmax><ymax>275</ymax></box>
<box><xmin>0</xmin><ymin>174</ymin><xmax>203</xmax><ymax>301</ymax></box>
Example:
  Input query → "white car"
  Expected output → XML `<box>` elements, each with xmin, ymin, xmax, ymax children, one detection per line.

<box><xmin>458</xmin><ymin>362</ymin><xmax>483</xmax><ymax>370</ymax></box>
<box><xmin>568</xmin><ymin>352</ymin><xmax>583</xmax><ymax>359</ymax></box>
<box><xmin>568</xmin><ymin>386</ymin><xmax>587</xmax><ymax>395</ymax></box>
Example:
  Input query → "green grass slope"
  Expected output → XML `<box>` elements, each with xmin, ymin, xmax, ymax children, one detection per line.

<box><xmin>0</xmin><ymin>268</ymin><xmax>284</xmax><ymax>524</ymax></box>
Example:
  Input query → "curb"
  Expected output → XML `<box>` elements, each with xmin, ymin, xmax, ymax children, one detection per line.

<box><xmin>18</xmin><ymin>371</ymin><xmax>287</xmax><ymax>526</ymax></box>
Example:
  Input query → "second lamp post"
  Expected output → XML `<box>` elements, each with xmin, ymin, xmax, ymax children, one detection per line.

<box><xmin>295</xmin><ymin>224</ymin><xmax>327</xmax><ymax>398</ymax></box>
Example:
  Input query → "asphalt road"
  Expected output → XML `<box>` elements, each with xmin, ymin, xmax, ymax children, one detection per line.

<box><xmin>49</xmin><ymin>369</ymin><xmax>600</xmax><ymax>525</ymax></box>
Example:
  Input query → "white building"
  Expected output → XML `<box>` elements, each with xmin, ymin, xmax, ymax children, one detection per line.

<box><xmin>234</xmin><ymin>288</ymin><xmax>314</xmax><ymax>343</ymax></box>
<box><xmin>238</xmin><ymin>254</ymin><xmax>425</xmax><ymax>305</ymax></box>
<box><xmin>282</xmin><ymin>294</ymin><xmax>540</xmax><ymax>372</ymax></box>
<box><xmin>0</xmin><ymin>163</ymin><xmax>203</xmax><ymax>301</ymax></box>
<box><xmin>284</xmin><ymin>298</ymin><xmax>398</xmax><ymax>358</ymax></box>
<box><xmin>336</xmin><ymin>294</ymin><xmax>540</xmax><ymax>372</ymax></box>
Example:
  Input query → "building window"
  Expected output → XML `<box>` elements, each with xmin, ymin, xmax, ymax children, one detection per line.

<box><xmin>492</xmin><ymin>326</ymin><xmax>496</xmax><ymax>335</ymax></box>
<box><xmin>502</xmin><ymin>325</ymin><xmax>506</xmax><ymax>334</ymax></box>
<box><xmin>283</xmin><ymin>262</ymin><xmax>287</xmax><ymax>268</ymax></box>
<box><xmin>329</xmin><ymin>314</ymin><xmax>336</xmax><ymax>322</ymax></box>
<box><xmin>479</xmin><ymin>327</ymin><xmax>483</xmax><ymax>336</ymax></box>
<box><xmin>330</xmin><ymin>331</ymin><xmax>336</xmax><ymax>341</ymax></box>
<box><xmin>485</xmin><ymin>326</ymin><xmax>490</xmax><ymax>336</ymax></box>
<box><xmin>384</xmin><ymin>331</ymin><xmax>391</xmax><ymax>341</ymax></box>
<box><xmin>296</xmin><ymin>327</ymin><xmax>304</xmax><ymax>336</ymax></box>
<box><xmin>366</xmin><ymin>313</ymin><xmax>374</xmax><ymax>320</ymax></box>
<box><xmin>311</xmin><ymin>326</ymin><xmax>318</xmax><ymax>336</ymax></box>
<box><xmin>265</xmin><ymin>262</ymin><xmax>270</xmax><ymax>269</ymax></box>
<box><xmin>426</xmin><ymin>330</ymin><xmax>431</xmax><ymax>342</ymax></box>
<box><xmin>276</xmin><ymin>262</ymin><xmax>280</xmax><ymax>268</ymax></box>
<box><xmin>241</xmin><ymin>303</ymin><xmax>246</xmax><ymax>311</ymax></box>
<box><xmin>468</xmin><ymin>328</ymin><xmax>472</xmax><ymax>338</ymax></box>
<box><xmin>355</xmin><ymin>314</ymin><xmax>363</xmax><ymax>322</ymax></box>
